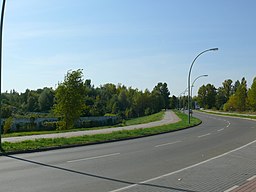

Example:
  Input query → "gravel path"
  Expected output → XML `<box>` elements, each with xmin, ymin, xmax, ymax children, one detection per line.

<box><xmin>3</xmin><ymin>110</ymin><xmax>180</xmax><ymax>143</ymax></box>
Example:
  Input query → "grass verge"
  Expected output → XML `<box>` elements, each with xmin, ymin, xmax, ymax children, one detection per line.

<box><xmin>1</xmin><ymin>111</ymin><xmax>201</xmax><ymax>154</ymax></box>
<box><xmin>201</xmin><ymin>110</ymin><xmax>256</xmax><ymax>120</ymax></box>
<box><xmin>124</xmin><ymin>111</ymin><xmax>165</xmax><ymax>126</ymax></box>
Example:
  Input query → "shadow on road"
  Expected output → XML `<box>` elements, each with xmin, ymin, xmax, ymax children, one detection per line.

<box><xmin>5</xmin><ymin>154</ymin><xmax>198</xmax><ymax>192</ymax></box>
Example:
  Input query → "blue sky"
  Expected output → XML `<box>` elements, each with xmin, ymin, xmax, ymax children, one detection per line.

<box><xmin>2</xmin><ymin>0</ymin><xmax>256</xmax><ymax>95</ymax></box>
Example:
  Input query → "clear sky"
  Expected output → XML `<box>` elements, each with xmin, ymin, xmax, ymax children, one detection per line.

<box><xmin>2</xmin><ymin>0</ymin><xmax>256</xmax><ymax>96</ymax></box>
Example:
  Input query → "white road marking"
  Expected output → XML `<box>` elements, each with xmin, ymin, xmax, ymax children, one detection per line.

<box><xmin>155</xmin><ymin>141</ymin><xmax>182</xmax><ymax>148</ymax></box>
<box><xmin>109</xmin><ymin>139</ymin><xmax>256</xmax><ymax>192</ymax></box>
<box><xmin>67</xmin><ymin>153</ymin><xmax>120</xmax><ymax>163</ymax></box>
<box><xmin>217</xmin><ymin>128</ymin><xmax>224</xmax><ymax>132</ymax></box>
<box><xmin>198</xmin><ymin>133</ymin><xmax>211</xmax><ymax>138</ymax></box>
<box><xmin>247</xmin><ymin>175</ymin><xmax>256</xmax><ymax>181</ymax></box>
<box><xmin>226</xmin><ymin>121</ymin><xmax>231</xmax><ymax>128</ymax></box>
<box><xmin>223</xmin><ymin>185</ymin><xmax>239</xmax><ymax>192</ymax></box>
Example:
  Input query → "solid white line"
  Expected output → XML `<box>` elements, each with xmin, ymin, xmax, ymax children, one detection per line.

<box><xmin>67</xmin><ymin>153</ymin><xmax>120</xmax><ymax>163</ymax></box>
<box><xmin>247</xmin><ymin>175</ymin><xmax>256</xmax><ymax>181</ymax></box>
<box><xmin>109</xmin><ymin>139</ymin><xmax>256</xmax><ymax>192</ymax></box>
<box><xmin>155</xmin><ymin>141</ymin><xmax>181</xmax><ymax>148</ymax></box>
<box><xmin>223</xmin><ymin>185</ymin><xmax>239</xmax><ymax>192</ymax></box>
<box><xmin>198</xmin><ymin>133</ymin><xmax>211</xmax><ymax>138</ymax></box>
<box><xmin>217</xmin><ymin>128</ymin><xmax>224</xmax><ymax>132</ymax></box>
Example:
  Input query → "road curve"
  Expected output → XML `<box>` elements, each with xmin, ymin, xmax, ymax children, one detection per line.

<box><xmin>0</xmin><ymin>111</ymin><xmax>256</xmax><ymax>192</ymax></box>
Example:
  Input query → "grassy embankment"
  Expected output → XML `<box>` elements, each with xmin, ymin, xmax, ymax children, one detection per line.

<box><xmin>201</xmin><ymin>110</ymin><xmax>256</xmax><ymax>120</ymax></box>
<box><xmin>1</xmin><ymin>111</ymin><xmax>201</xmax><ymax>154</ymax></box>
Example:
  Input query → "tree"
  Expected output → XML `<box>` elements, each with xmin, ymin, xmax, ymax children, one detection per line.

<box><xmin>54</xmin><ymin>69</ymin><xmax>86</xmax><ymax>129</ymax></box>
<box><xmin>197</xmin><ymin>84</ymin><xmax>216</xmax><ymax>109</ymax></box>
<box><xmin>233</xmin><ymin>80</ymin><xmax>240</xmax><ymax>94</ymax></box>
<box><xmin>223</xmin><ymin>94</ymin><xmax>237</xmax><ymax>111</ymax></box>
<box><xmin>247</xmin><ymin>77</ymin><xmax>256</xmax><ymax>111</ymax></box>
<box><xmin>152</xmin><ymin>82</ymin><xmax>170</xmax><ymax>109</ymax></box>
<box><xmin>197</xmin><ymin>85</ymin><xmax>207</xmax><ymax>108</ymax></box>
<box><xmin>169</xmin><ymin>95</ymin><xmax>178</xmax><ymax>109</ymax></box>
<box><xmin>215</xmin><ymin>87</ymin><xmax>226</xmax><ymax>110</ymax></box>
<box><xmin>222</xmin><ymin>79</ymin><xmax>233</xmax><ymax>101</ymax></box>
<box><xmin>38</xmin><ymin>87</ymin><xmax>54</xmax><ymax>112</ymax></box>
<box><xmin>26</xmin><ymin>92</ymin><xmax>39</xmax><ymax>112</ymax></box>
<box><xmin>235</xmin><ymin>77</ymin><xmax>247</xmax><ymax>111</ymax></box>
<box><xmin>224</xmin><ymin>77</ymin><xmax>248</xmax><ymax>112</ymax></box>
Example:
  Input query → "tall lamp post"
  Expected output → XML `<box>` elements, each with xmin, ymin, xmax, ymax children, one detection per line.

<box><xmin>0</xmin><ymin>0</ymin><xmax>6</xmax><ymax>152</ymax></box>
<box><xmin>178</xmin><ymin>88</ymin><xmax>188</xmax><ymax>113</ymax></box>
<box><xmin>191</xmin><ymin>74</ymin><xmax>208</xmax><ymax>113</ymax></box>
<box><xmin>187</xmin><ymin>48</ymin><xmax>218</xmax><ymax>124</ymax></box>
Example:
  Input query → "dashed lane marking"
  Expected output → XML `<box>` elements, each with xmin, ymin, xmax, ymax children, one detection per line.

<box><xmin>67</xmin><ymin>153</ymin><xmax>120</xmax><ymax>163</ymax></box>
<box><xmin>198</xmin><ymin>133</ymin><xmax>211</xmax><ymax>138</ymax></box>
<box><xmin>155</xmin><ymin>141</ymin><xmax>182</xmax><ymax>148</ymax></box>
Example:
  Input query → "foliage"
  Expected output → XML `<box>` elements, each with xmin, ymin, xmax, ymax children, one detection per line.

<box><xmin>247</xmin><ymin>77</ymin><xmax>256</xmax><ymax>111</ymax></box>
<box><xmin>197</xmin><ymin>84</ymin><xmax>216</xmax><ymax>109</ymax></box>
<box><xmin>54</xmin><ymin>69</ymin><xmax>86</xmax><ymax>129</ymax></box>
<box><xmin>3</xmin><ymin>117</ymin><xmax>13</xmax><ymax>134</ymax></box>
<box><xmin>195</xmin><ymin>77</ymin><xmax>256</xmax><ymax>112</ymax></box>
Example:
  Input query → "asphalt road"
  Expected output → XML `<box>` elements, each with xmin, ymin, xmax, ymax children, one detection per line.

<box><xmin>0</xmin><ymin>111</ymin><xmax>256</xmax><ymax>192</ymax></box>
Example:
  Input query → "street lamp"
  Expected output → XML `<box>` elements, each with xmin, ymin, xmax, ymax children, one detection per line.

<box><xmin>191</xmin><ymin>74</ymin><xmax>208</xmax><ymax>112</ymax></box>
<box><xmin>178</xmin><ymin>88</ymin><xmax>188</xmax><ymax>112</ymax></box>
<box><xmin>0</xmin><ymin>0</ymin><xmax>6</xmax><ymax>152</ymax></box>
<box><xmin>187</xmin><ymin>48</ymin><xmax>218</xmax><ymax>124</ymax></box>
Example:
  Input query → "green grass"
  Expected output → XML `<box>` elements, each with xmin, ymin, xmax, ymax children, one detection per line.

<box><xmin>124</xmin><ymin>111</ymin><xmax>165</xmax><ymax>126</ymax></box>
<box><xmin>201</xmin><ymin>110</ymin><xmax>256</xmax><ymax>120</ymax></box>
<box><xmin>1</xmin><ymin>111</ymin><xmax>201</xmax><ymax>154</ymax></box>
<box><xmin>3</xmin><ymin>111</ymin><xmax>165</xmax><ymax>138</ymax></box>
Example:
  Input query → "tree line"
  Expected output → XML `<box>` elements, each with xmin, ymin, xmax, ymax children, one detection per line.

<box><xmin>194</xmin><ymin>77</ymin><xmax>256</xmax><ymax>112</ymax></box>
<box><xmin>1</xmin><ymin>69</ymin><xmax>170</xmax><ymax>129</ymax></box>
<box><xmin>3</xmin><ymin>69</ymin><xmax>254</xmax><ymax>130</ymax></box>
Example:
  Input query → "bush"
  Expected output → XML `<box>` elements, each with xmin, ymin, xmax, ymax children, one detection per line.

<box><xmin>42</xmin><ymin>121</ymin><xmax>58</xmax><ymax>130</ymax></box>
<box><xmin>3</xmin><ymin>117</ymin><xmax>13</xmax><ymax>134</ymax></box>
<box><xmin>56</xmin><ymin>121</ymin><xmax>67</xmax><ymax>130</ymax></box>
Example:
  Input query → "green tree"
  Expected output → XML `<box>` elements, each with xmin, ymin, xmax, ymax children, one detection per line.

<box><xmin>247</xmin><ymin>77</ymin><xmax>256</xmax><ymax>111</ymax></box>
<box><xmin>235</xmin><ymin>77</ymin><xmax>247</xmax><ymax>111</ymax></box>
<box><xmin>170</xmin><ymin>95</ymin><xmax>178</xmax><ymax>109</ymax></box>
<box><xmin>54</xmin><ymin>69</ymin><xmax>86</xmax><ymax>129</ymax></box>
<box><xmin>215</xmin><ymin>87</ymin><xmax>226</xmax><ymax>110</ymax></box>
<box><xmin>222</xmin><ymin>79</ymin><xmax>233</xmax><ymax>100</ymax></box>
<box><xmin>38</xmin><ymin>87</ymin><xmax>54</xmax><ymax>112</ymax></box>
<box><xmin>197</xmin><ymin>84</ymin><xmax>216</xmax><ymax>109</ymax></box>
<box><xmin>232</xmin><ymin>80</ymin><xmax>240</xmax><ymax>94</ymax></box>
<box><xmin>26</xmin><ymin>92</ymin><xmax>39</xmax><ymax>112</ymax></box>
<box><xmin>152</xmin><ymin>82</ymin><xmax>170</xmax><ymax>109</ymax></box>
<box><xmin>224</xmin><ymin>77</ymin><xmax>248</xmax><ymax>112</ymax></box>
<box><xmin>223</xmin><ymin>94</ymin><xmax>237</xmax><ymax>111</ymax></box>
<box><xmin>197</xmin><ymin>85</ymin><xmax>207</xmax><ymax>108</ymax></box>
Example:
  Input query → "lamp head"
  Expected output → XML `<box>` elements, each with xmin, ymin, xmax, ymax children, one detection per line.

<box><xmin>210</xmin><ymin>48</ymin><xmax>218</xmax><ymax>51</ymax></box>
